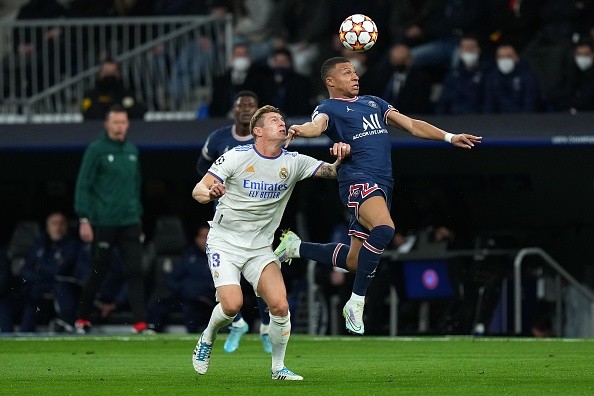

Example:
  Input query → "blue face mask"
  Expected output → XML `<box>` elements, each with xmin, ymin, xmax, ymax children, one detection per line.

<box><xmin>273</xmin><ymin>67</ymin><xmax>290</xmax><ymax>75</ymax></box>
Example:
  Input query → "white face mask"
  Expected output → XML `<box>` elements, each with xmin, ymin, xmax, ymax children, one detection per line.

<box><xmin>232</xmin><ymin>57</ymin><xmax>251</xmax><ymax>72</ymax></box>
<box><xmin>459</xmin><ymin>51</ymin><xmax>479</xmax><ymax>67</ymax></box>
<box><xmin>575</xmin><ymin>55</ymin><xmax>593</xmax><ymax>71</ymax></box>
<box><xmin>497</xmin><ymin>57</ymin><xmax>515</xmax><ymax>74</ymax></box>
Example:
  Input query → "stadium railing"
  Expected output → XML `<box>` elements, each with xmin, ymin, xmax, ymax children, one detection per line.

<box><xmin>513</xmin><ymin>247</ymin><xmax>594</xmax><ymax>337</ymax></box>
<box><xmin>307</xmin><ymin>247</ymin><xmax>594</xmax><ymax>337</ymax></box>
<box><xmin>0</xmin><ymin>14</ymin><xmax>232</xmax><ymax>122</ymax></box>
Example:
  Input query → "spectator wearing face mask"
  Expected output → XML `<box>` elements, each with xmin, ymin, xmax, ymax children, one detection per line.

<box><xmin>81</xmin><ymin>59</ymin><xmax>147</xmax><ymax>120</ymax></box>
<box><xmin>483</xmin><ymin>43</ymin><xmax>540</xmax><ymax>113</ymax></box>
<box><xmin>375</xmin><ymin>43</ymin><xmax>433</xmax><ymax>114</ymax></box>
<box><xmin>259</xmin><ymin>47</ymin><xmax>314</xmax><ymax>117</ymax></box>
<box><xmin>551</xmin><ymin>39</ymin><xmax>594</xmax><ymax>113</ymax></box>
<box><xmin>209</xmin><ymin>43</ymin><xmax>272</xmax><ymax>118</ymax></box>
<box><xmin>436</xmin><ymin>35</ymin><xmax>491</xmax><ymax>115</ymax></box>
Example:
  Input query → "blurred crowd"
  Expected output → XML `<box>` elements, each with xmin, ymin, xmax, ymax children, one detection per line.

<box><xmin>2</xmin><ymin>0</ymin><xmax>594</xmax><ymax>117</ymax></box>
<box><xmin>0</xmin><ymin>213</ymin><xmax>218</xmax><ymax>333</ymax></box>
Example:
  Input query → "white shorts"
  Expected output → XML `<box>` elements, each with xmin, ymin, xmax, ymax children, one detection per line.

<box><xmin>205</xmin><ymin>233</ymin><xmax>281</xmax><ymax>295</ymax></box>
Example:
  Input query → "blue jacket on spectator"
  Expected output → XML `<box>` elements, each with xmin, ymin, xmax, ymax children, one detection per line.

<box><xmin>167</xmin><ymin>244</ymin><xmax>214</xmax><ymax>301</ymax></box>
<box><xmin>436</xmin><ymin>61</ymin><xmax>491</xmax><ymax>115</ymax></box>
<box><xmin>483</xmin><ymin>60</ymin><xmax>540</xmax><ymax>113</ymax></box>
<box><xmin>0</xmin><ymin>248</ymin><xmax>9</xmax><ymax>297</ymax></box>
<box><xmin>20</xmin><ymin>233</ymin><xmax>79</xmax><ymax>299</ymax></box>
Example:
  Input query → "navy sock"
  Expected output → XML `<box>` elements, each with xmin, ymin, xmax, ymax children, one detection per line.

<box><xmin>232</xmin><ymin>312</ymin><xmax>242</xmax><ymax>323</ymax></box>
<box><xmin>256</xmin><ymin>297</ymin><xmax>270</xmax><ymax>325</ymax></box>
<box><xmin>300</xmin><ymin>242</ymin><xmax>349</xmax><ymax>270</ymax></box>
<box><xmin>352</xmin><ymin>225</ymin><xmax>395</xmax><ymax>296</ymax></box>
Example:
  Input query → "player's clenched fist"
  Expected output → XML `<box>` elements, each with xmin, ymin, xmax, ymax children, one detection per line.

<box><xmin>209</xmin><ymin>180</ymin><xmax>226</xmax><ymax>199</ymax></box>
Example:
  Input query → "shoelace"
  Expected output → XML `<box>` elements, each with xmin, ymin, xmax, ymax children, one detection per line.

<box><xmin>196</xmin><ymin>342</ymin><xmax>212</xmax><ymax>361</ymax></box>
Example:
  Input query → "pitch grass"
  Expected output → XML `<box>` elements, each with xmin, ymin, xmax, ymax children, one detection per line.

<box><xmin>2</xmin><ymin>335</ymin><xmax>594</xmax><ymax>395</ymax></box>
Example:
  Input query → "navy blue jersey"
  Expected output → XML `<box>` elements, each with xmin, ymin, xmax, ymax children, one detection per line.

<box><xmin>196</xmin><ymin>125</ymin><xmax>254</xmax><ymax>176</ymax></box>
<box><xmin>313</xmin><ymin>95</ymin><xmax>395</xmax><ymax>187</ymax></box>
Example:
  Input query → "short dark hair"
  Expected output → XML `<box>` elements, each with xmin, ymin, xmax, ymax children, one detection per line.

<box><xmin>250</xmin><ymin>105</ymin><xmax>281</xmax><ymax>137</ymax></box>
<box><xmin>234</xmin><ymin>90</ymin><xmax>259</xmax><ymax>103</ymax></box>
<box><xmin>321</xmin><ymin>56</ymin><xmax>349</xmax><ymax>82</ymax></box>
<box><xmin>273</xmin><ymin>47</ymin><xmax>293</xmax><ymax>61</ymax></box>
<box><xmin>105</xmin><ymin>104</ymin><xmax>128</xmax><ymax>119</ymax></box>
<box><xmin>460</xmin><ymin>33</ymin><xmax>480</xmax><ymax>44</ymax></box>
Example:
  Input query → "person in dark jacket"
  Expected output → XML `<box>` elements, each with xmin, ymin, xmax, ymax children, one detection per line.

<box><xmin>260</xmin><ymin>47</ymin><xmax>314</xmax><ymax>117</ymax></box>
<box><xmin>19</xmin><ymin>212</ymin><xmax>80</xmax><ymax>332</ymax></box>
<box><xmin>0</xmin><ymin>248</ymin><xmax>15</xmax><ymax>332</ymax></box>
<box><xmin>165</xmin><ymin>225</ymin><xmax>216</xmax><ymax>333</ymax></box>
<box><xmin>81</xmin><ymin>59</ymin><xmax>147</xmax><ymax>120</ymax></box>
<box><xmin>483</xmin><ymin>43</ymin><xmax>541</xmax><ymax>113</ymax></box>
<box><xmin>437</xmin><ymin>35</ymin><xmax>490</xmax><ymax>115</ymax></box>
<box><xmin>209</xmin><ymin>43</ymin><xmax>271</xmax><ymax>118</ymax></box>
<box><xmin>74</xmin><ymin>105</ymin><xmax>148</xmax><ymax>334</ymax></box>
<box><xmin>375</xmin><ymin>43</ymin><xmax>433</xmax><ymax>114</ymax></box>
<box><xmin>552</xmin><ymin>39</ymin><xmax>594</xmax><ymax>113</ymax></box>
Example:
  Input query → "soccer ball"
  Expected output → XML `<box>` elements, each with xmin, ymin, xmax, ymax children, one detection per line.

<box><xmin>339</xmin><ymin>14</ymin><xmax>378</xmax><ymax>52</ymax></box>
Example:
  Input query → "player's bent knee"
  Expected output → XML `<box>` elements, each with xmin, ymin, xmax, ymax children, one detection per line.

<box><xmin>220</xmin><ymin>302</ymin><xmax>242</xmax><ymax>317</ymax></box>
<box><xmin>371</xmin><ymin>225</ymin><xmax>395</xmax><ymax>248</ymax></box>
<box><xmin>267</xmin><ymin>299</ymin><xmax>289</xmax><ymax>317</ymax></box>
<box><xmin>218</xmin><ymin>294</ymin><xmax>243</xmax><ymax>316</ymax></box>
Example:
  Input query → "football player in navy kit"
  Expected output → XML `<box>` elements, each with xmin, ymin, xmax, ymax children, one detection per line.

<box><xmin>275</xmin><ymin>56</ymin><xmax>481</xmax><ymax>335</ymax></box>
<box><xmin>197</xmin><ymin>91</ymin><xmax>258</xmax><ymax>176</ymax></box>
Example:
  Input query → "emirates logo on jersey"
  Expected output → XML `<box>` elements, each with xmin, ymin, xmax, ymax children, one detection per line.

<box><xmin>279</xmin><ymin>167</ymin><xmax>288</xmax><ymax>179</ymax></box>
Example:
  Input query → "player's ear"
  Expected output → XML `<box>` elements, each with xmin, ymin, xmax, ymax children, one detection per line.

<box><xmin>253</xmin><ymin>126</ymin><xmax>263</xmax><ymax>138</ymax></box>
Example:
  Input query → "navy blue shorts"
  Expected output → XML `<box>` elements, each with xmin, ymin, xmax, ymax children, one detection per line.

<box><xmin>338</xmin><ymin>179</ymin><xmax>393</xmax><ymax>239</ymax></box>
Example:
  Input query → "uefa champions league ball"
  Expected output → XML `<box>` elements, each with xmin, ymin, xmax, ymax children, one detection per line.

<box><xmin>339</xmin><ymin>14</ymin><xmax>378</xmax><ymax>52</ymax></box>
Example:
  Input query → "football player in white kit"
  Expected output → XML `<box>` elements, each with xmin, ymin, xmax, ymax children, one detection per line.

<box><xmin>191</xmin><ymin>105</ymin><xmax>350</xmax><ymax>380</ymax></box>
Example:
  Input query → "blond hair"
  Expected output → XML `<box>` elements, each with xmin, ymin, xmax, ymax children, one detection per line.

<box><xmin>250</xmin><ymin>105</ymin><xmax>281</xmax><ymax>138</ymax></box>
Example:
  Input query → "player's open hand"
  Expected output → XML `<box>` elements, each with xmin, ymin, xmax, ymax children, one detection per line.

<box><xmin>330</xmin><ymin>142</ymin><xmax>351</xmax><ymax>161</ymax></box>
<box><xmin>452</xmin><ymin>133</ymin><xmax>482</xmax><ymax>149</ymax></box>
<box><xmin>284</xmin><ymin>125</ymin><xmax>300</xmax><ymax>148</ymax></box>
<box><xmin>209</xmin><ymin>179</ymin><xmax>226</xmax><ymax>199</ymax></box>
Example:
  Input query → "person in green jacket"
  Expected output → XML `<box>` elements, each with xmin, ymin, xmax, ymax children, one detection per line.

<box><xmin>74</xmin><ymin>104</ymin><xmax>149</xmax><ymax>334</ymax></box>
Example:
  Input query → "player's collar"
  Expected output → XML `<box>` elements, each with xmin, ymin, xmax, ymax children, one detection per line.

<box><xmin>253</xmin><ymin>144</ymin><xmax>282</xmax><ymax>159</ymax></box>
<box><xmin>331</xmin><ymin>96</ymin><xmax>359</xmax><ymax>102</ymax></box>
<box><xmin>231</xmin><ymin>124</ymin><xmax>253</xmax><ymax>141</ymax></box>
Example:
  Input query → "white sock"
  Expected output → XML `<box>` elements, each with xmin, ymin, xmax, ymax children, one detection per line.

<box><xmin>269</xmin><ymin>312</ymin><xmax>291</xmax><ymax>372</ymax></box>
<box><xmin>202</xmin><ymin>303</ymin><xmax>235</xmax><ymax>344</ymax></box>
<box><xmin>260</xmin><ymin>323</ymin><xmax>270</xmax><ymax>335</ymax></box>
<box><xmin>231</xmin><ymin>317</ymin><xmax>247</xmax><ymax>328</ymax></box>
<box><xmin>350</xmin><ymin>292</ymin><xmax>365</xmax><ymax>302</ymax></box>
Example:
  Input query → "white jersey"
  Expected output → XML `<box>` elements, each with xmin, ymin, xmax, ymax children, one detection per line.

<box><xmin>207</xmin><ymin>144</ymin><xmax>323</xmax><ymax>249</ymax></box>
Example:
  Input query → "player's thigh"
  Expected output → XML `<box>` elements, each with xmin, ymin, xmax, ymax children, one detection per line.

<box><xmin>215</xmin><ymin>284</ymin><xmax>243</xmax><ymax>316</ymax></box>
<box><xmin>205</xmin><ymin>237</ymin><xmax>244</xmax><ymax>316</ymax></box>
<box><xmin>256</xmin><ymin>263</ymin><xmax>288</xmax><ymax>316</ymax></box>
<box><xmin>358</xmin><ymin>195</ymin><xmax>394</xmax><ymax>230</ymax></box>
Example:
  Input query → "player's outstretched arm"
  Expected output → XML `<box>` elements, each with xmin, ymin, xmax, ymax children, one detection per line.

<box><xmin>387</xmin><ymin>110</ymin><xmax>482</xmax><ymax>149</ymax></box>
<box><xmin>192</xmin><ymin>173</ymin><xmax>226</xmax><ymax>204</ymax></box>
<box><xmin>315</xmin><ymin>142</ymin><xmax>351</xmax><ymax>179</ymax></box>
<box><xmin>285</xmin><ymin>113</ymin><xmax>329</xmax><ymax>148</ymax></box>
